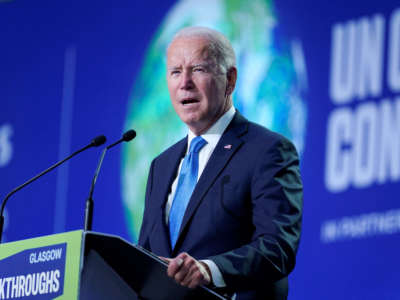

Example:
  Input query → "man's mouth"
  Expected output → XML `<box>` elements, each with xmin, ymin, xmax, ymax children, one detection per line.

<box><xmin>181</xmin><ymin>98</ymin><xmax>199</xmax><ymax>105</ymax></box>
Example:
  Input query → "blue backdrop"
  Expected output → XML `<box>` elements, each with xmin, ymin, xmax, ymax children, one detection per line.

<box><xmin>1</xmin><ymin>0</ymin><xmax>399</xmax><ymax>299</ymax></box>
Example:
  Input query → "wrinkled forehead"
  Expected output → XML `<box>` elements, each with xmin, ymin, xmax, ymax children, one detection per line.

<box><xmin>166</xmin><ymin>37</ymin><xmax>217</xmax><ymax>66</ymax></box>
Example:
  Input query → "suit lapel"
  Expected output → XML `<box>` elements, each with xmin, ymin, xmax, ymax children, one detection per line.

<box><xmin>174</xmin><ymin>112</ymin><xmax>249</xmax><ymax>252</ymax></box>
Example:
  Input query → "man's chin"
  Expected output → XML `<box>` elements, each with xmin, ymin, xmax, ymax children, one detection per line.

<box><xmin>185</xmin><ymin>120</ymin><xmax>214</xmax><ymax>136</ymax></box>
<box><xmin>180</xmin><ymin>114</ymin><xmax>201</xmax><ymax>127</ymax></box>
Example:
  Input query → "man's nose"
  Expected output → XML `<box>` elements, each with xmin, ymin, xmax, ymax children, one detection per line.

<box><xmin>180</xmin><ymin>71</ymin><xmax>195</xmax><ymax>90</ymax></box>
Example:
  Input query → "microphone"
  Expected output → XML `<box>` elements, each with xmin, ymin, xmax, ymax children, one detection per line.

<box><xmin>84</xmin><ymin>129</ymin><xmax>136</xmax><ymax>231</ymax></box>
<box><xmin>106</xmin><ymin>129</ymin><xmax>136</xmax><ymax>150</ymax></box>
<box><xmin>0</xmin><ymin>134</ymin><xmax>107</xmax><ymax>243</ymax></box>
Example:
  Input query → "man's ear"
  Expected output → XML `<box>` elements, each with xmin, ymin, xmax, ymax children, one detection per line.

<box><xmin>225</xmin><ymin>67</ymin><xmax>237</xmax><ymax>97</ymax></box>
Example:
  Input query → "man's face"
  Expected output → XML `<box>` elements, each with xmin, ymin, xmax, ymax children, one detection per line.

<box><xmin>167</xmin><ymin>37</ymin><xmax>232</xmax><ymax>135</ymax></box>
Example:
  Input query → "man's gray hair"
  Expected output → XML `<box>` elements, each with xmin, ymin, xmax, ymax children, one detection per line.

<box><xmin>169</xmin><ymin>26</ymin><xmax>236</xmax><ymax>72</ymax></box>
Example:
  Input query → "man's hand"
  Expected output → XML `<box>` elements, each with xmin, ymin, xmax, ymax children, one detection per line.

<box><xmin>161</xmin><ymin>252</ymin><xmax>212</xmax><ymax>289</ymax></box>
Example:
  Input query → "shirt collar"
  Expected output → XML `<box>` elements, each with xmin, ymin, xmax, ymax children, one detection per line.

<box><xmin>187</xmin><ymin>106</ymin><xmax>236</xmax><ymax>150</ymax></box>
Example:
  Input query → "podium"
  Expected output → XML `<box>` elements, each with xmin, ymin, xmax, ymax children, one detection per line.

<box><xmin>0</xmin><ymin>230</ymin><xmax>227</xmax><ymax>299</ymax></box>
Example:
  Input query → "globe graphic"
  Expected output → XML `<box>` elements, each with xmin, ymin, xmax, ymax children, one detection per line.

<box><xmin>122</xmin><ymin>0</ymin><xmax>308</xmax><ymax>242</ymax></box>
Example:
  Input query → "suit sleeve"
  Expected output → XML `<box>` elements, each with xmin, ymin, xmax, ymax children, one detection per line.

<box><xmin>209</xmin><ymin>137</ymin><xmax>303</xmax><ymax>291</ymax></box>
<box><xmin>138</xmin><ymin>159</ymin><xmax>155</xmax><ymax>250</ymax></box>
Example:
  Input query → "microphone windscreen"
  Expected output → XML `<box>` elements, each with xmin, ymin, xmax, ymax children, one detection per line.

<box><xmin>123</xmin><ymin>129</ymin><xmax>136</xmax><ymax>142</ymax></box>
<box><xmin>92</xmin><ymin>135</ymin><xmax>107</xmax><ymax>147</ymax></box>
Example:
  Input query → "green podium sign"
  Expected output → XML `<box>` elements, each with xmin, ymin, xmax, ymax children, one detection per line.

<box><xmin>0</xmin><ymin>231</ymin><xmax>226</xmax><ymax>300</ymax></box>
<box><xmin>0</xmin><ymin>230</ymin><xmax>83</xmax><ymax>300</ymax></box>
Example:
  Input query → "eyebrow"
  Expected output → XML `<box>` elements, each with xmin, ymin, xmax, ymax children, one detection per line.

<box><xmin>167</xmin><ymin>63</ymin><xmax>212</xmax><ymax>71</ymax></box>
<box><xmin>192</xmin><ymin>63</ymin><xmax>210</xmax><ymax>68</ymax></box>
<box><xmin>167</xmin><ymin>66</ymin><xmax>181</xmax><ymax>71</ymax></box>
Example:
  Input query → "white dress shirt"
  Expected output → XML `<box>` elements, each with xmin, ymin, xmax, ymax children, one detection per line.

<box><xmin>165</xmin><ymin>105</ymin><xmax>236</xmax><ymax>288</ymax></box>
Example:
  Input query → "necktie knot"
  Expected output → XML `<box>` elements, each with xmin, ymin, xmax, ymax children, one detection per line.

<box><xmin>189</xmin><ymin>136</ymin><xmax>207</xmax><ymax>154</ymax></box>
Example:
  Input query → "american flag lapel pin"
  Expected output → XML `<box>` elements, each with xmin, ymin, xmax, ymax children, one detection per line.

<box><xmin>224</xmin><ymin>144</ymin><xmax>232</xmax><ymax>149</ymax></box>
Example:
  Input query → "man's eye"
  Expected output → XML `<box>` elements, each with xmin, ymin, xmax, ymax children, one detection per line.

<box><xmin>193</xmin><ymin>67</ymin><xmax>205</xmax><ymax>72</ymax></box>
<box><xmin>171</xmin><ymin>70</ymin><xmax>181</xmax><ymax>75</ymax></box>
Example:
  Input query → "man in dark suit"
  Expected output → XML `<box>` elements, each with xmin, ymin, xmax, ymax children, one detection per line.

<box><xmin>139</xmin><ymin>26</ymin><xmax>303</xmax><ymax>300</ymax></box>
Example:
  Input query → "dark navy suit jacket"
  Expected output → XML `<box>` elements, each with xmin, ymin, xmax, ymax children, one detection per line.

<box><xmin>139</xmin><ymin>112</ymin><xmax>303</xmax><ymax>300</ymax></box>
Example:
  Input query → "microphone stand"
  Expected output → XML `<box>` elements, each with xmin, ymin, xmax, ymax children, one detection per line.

<box><xmin>84</xmin><ymin>148</ymin><xmax>107</xmax><ymax>231</ymax></box>
<box><xmin>83</xmin><ymin>129</ymin><xmax>136</xmax><ymax>231</ymax></box>
<box><xmin>0</xmin><ymin>135</ymin><xmax>106</xmax><ymax>243</ymax></box>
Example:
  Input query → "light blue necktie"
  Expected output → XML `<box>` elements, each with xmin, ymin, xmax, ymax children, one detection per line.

<box><xmin>169</xmin><ymin>136</ymin><xmax>207</xmax><ymax>249</ymax></box>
